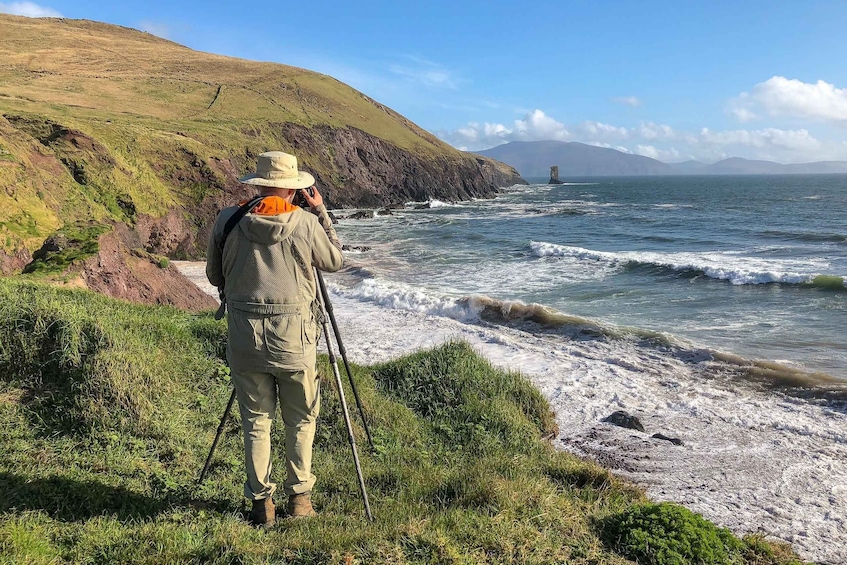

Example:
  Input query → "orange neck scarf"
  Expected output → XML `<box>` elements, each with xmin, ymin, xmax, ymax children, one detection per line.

<box><xmin>238</xmin><ymin>195</ymin><xmax>298</xmax><ymax>216</ymax></box>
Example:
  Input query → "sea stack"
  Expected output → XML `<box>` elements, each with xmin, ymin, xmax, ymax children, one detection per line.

<box><xmin>549</xmin><ymin>165</ymin><xmax>564</xmax><ymax>184</ymax></box>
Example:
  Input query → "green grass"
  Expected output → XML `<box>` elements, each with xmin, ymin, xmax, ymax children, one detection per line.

<box><xmin>21</xmin><ymin>222</ymin><xmax>112</xmax><ymax>275</ymax></box>
<box><xmin>0</xmin><ymin>279</ymin><xmax>806</xmax><ymax>564</ymax></box>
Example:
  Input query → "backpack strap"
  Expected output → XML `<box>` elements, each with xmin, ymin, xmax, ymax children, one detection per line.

<box><xmin>214</xmin><ymin>195</ymin><xmax>265</xmax><ymax>320</ymax></box>
<box><xmin>218</xmin><ymin>195</ymin><xmax>265</xmax><ymax>252</ymax></box>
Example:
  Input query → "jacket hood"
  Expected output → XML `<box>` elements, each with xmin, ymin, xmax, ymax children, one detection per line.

<box><xmin>237</xmin><ymin>197</ymin><xmax>303</xmax><ymax>244</ymax></box>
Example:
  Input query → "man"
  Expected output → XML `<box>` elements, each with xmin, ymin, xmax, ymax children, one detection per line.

<box><xmin>206</xmin><ymin>151</ymin><xmax>343</xmax><ymax>528</ymax></box>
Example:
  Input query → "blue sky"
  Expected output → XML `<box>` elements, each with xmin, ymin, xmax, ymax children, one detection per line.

<box><xmin>3</xmin><ymin>0</ymin><xmax>847</xmax><ymax>163</ymax></box>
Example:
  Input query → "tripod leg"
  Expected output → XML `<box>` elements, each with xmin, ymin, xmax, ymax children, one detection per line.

<box><xmin>199</xmin><ymin>388</ymin><xmax>237</xmax><ymax>485</ymax></box>
<box><xmin>316</xmin><ymin>281</ymin><xmax>373</xmax><ymax>521</ymax></box>
<box><xmin>315</xmin><ymin>269</ymin><xmax>375</xmax><ymax>450</ymax></box>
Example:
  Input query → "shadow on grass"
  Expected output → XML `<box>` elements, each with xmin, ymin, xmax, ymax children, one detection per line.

<box><xmin>0</xmin><ymin>472</ymin><xmax>232</xmax><ymax>522</ymax></box>
<box><xmin>0</xmin><ymin>471</ymin><xmax>169</xmax><ymax>521</ymax></box>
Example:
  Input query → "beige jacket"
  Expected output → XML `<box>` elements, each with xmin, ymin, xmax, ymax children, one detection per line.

<box><xmin>206</xmin><ymin>198</ymin><xmax>343</xmax><ymax>372</ymax></box>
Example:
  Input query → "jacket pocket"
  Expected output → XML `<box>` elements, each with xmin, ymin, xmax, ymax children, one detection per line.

<box><xmin>228</xmin><ymin>312</ymin><xmax>263</xmax><ymax>355</ymax></box>
<box><xmin>264</xmin><ymin>312</ymin><xmax>305</xmax><ymax>358</ymax></box>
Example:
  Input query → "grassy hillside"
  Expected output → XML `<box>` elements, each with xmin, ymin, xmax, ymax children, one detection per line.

<box><xmin>0</xmin><ymin>14</ymin><xmax>523</xmax><ymax>266</ymax></box>
<box><xmin>0</xmin><ymin>279</ymin><xmax>804</xmax><ymax>564</ymax></box>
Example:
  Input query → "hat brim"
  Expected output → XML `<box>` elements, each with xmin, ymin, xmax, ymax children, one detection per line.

<box><xmin>238</xmin><ymin>171</ymin><xmax>315</xmax><ymax>189</ymax></box>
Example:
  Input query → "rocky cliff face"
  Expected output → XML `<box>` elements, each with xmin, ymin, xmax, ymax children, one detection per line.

<box><xmin>0</xmin><ymin>248</ymin><xmax>31</xmax><ymax>275</ymax></box>
<box><xmin>278</xmin><ymin>124</ymin><xmax>524</xmax><ymax>208</ymax></box>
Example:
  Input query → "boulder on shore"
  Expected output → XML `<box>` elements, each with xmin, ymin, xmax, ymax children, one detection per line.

<box><xmin>602</xmin><ymin>411</ymin><xmax>645</xmax><ymax>432</ymax></box>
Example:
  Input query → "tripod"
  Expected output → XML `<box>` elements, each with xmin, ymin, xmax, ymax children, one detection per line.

<box><xmin>198</xmin><ymin>269</ymin><xmax>373</xmax><ymax>521</ymax></box>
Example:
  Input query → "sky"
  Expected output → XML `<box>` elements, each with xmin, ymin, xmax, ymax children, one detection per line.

<box><xmin>3</xmin><ymin>0</ymin><xmax>847</xmax><ymax>164</ymax></box>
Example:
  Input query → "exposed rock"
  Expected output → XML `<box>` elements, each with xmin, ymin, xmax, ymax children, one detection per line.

<box><xmin>327</xmin><ymin>211</ymin><xmax>339</xmax><ymax>224</ymax></box>
<box><xmin>375</xmin><ymin>208</ymin><xmax>393</xmax><ymax>216</ymax></box>
<box><xmin>651</xmin><ymin>433</ymin><xmax>685</xmax><ymax>446</ymax></box>
<box><xmin>30</xmin><ymin>233</ymin><xmax>69</xmax><ymax>259</ymax></box>
<box><xmin>414</xmin><ymin>203</ymin><xmax>432</xmax><ymax>210</ymax></box>
<box><xmin>347</xmin><ymin>211</ymin><xmax>374</xmax><ymax>220</ymax></box>
<box><xmin>80</xmin><ymin>224</ymin><xmax>217</xmax><ymax>312</ymax></box>
<box><xmin>602</xmin><ymin>411</ymin><xmax>646</xmax><ymax>432</ymax></box>
<box><xmin>134</xmin><ymin>210</ymin><xmax>200</xmax><ymax>258</ymax></box>
<box><xmin>549</xmin><ymin>165</ymin><xmax>564</xmax><ymax>185</ymax></box>
<box><xmin>0</xmin><ymin>247</ymin><xmax>32</xmax><ymax>275</ymax></box>
<box><xmin>342</xmin><ymin>245</ymin><xmax>371</xmax><ymax>252</ymax></box>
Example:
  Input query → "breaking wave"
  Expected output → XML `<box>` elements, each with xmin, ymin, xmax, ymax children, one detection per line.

<box><xmin>328</xmin><ymin>276</ymin><xmax>669</xmax><ymax>342</ymax></box>
<box><xmin>530</xmin><ymin>241</ymin><xmax>846</xmax><ymax>289</ymax></box>
<box><xmin>328</xmin><ymin>275</ymin><xmax>847</xmax><ymax>399</ymax></box>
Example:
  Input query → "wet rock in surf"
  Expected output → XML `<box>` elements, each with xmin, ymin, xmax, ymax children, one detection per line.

<box><xmin>342</xmin><ymin>244</ymin><xmax>371</xmax><ymax>252</ymax></box>
<box><xmin>376</xmin><ymin>208</ymin><xmax>393</xmax><ymax>216</ymax></box>
<box><xmin>651</xmin><ymin>433</ymin><xmax>684</xmax><ymax>446</ymax></box>
<box><xmin>602</xmin><ymin>410</ymin><xmax>645</xmax><ymax>432</ymax></box>
<box><xmin>347</xmin><ymin>210</ymin><xmax>373</xmax><ymax>220</ymax></box>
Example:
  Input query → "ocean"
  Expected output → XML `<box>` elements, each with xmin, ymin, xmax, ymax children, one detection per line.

<box><xmin>176</xmin><ymin>174</ymin><xmax>847</xmax><ymax>563</ymax></box>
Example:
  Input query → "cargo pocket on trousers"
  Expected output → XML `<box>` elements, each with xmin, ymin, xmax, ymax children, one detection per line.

<box><xmin>308</xmin><ymin>375</ymin><xmax>321</xmax><ymax>415</ymax></box>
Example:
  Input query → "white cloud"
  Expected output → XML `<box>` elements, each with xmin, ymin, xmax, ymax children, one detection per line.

<box><xmin>440</xmin><ymin>114</ymin><xmax>683</xmax><ymax>151</ymax></box>
<box><xmin>612</xmin><ymin>96</ymin><xmax>642</xmax><ymax>107</ymax></box>
<box><xmin>514</xmin><ymin>109</ymin><xmax>571</xmax><ymax>140</ymax></box>
<box><xmin>388</xmin><ymin>56</ymin><xmax>459</xmax><ymax>90</ymax></box>
<box><xmin>730</xmin><ymin>106</ymin><xmax>758</xmax><ymax>122</ymax></box>
<box><xmin>586</xmin><ymin>142</ymin><xmax>633</xmax><ymax>154</ymax></box>
<box><xmin>699</xmin><ymin>127</ymin><xmax>821</xmax><ymax>151</ymax></box>
<box><xmin>577</xmin><ymin>121</ymin><xmax>629</xmax><ymax>140</ymax></box>
<box><xmin>441</xmin><ymin>109</ymin><xmax>571</xmax><ymax>148</ymax></box>
<box><xmin>635</xmin><ymin>145</ymin><xmax>680</xmax><ymax>161</ymax></box>
<box><xmin>731</xmin><ymin>76</ymin><xmax>847</xmax><ymax>123</ymax></box>
<box><xmin>138</xmin><ymin>21</ymin><xmax>171</xmax><ymax>39</ymax></box>
<box><xmin>637</xmin><ymin>121</ymin><xmax>676</xmax><ymax>141</ymax></box>
<box><xmin>0</xmin><ymin>1</ymin><xmax>61</xmax><ymax>17</ymax></box>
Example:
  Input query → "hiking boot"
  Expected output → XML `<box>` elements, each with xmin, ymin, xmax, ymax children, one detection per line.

<box><xmin>286</xmin><ymin>492</ymin><xmax>317</xmax><ymax>518</ymax></box>
<box><xmin>249</xmin><ymin>497</ymin><xmax>275</xmax><ymax>529</ymax></box>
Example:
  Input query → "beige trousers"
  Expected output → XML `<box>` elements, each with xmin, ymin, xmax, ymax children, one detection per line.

<box><xmin>231</xmin><ymin>366</ymin><xmax>321</xmax><ymax>501</ymax></box>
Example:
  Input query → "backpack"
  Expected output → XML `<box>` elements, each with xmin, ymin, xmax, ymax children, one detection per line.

<box><xmin>213</xmin><ymin>195</ymin><xmax>265</xmax><ymax>320</ymax></box>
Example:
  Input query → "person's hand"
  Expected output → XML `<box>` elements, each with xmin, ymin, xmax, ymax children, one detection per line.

<box><xmin>302</xmin><ymin>185</ymin><xmax>323</xmax><ymax>208</ymax></box>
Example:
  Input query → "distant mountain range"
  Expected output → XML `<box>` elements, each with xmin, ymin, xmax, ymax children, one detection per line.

<box><xmin>473</xmin><ymin>140</ymin><xmax>847</xmax><ymax>178</ymax></box>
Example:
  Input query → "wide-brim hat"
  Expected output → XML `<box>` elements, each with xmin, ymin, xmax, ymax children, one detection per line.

<box><xmin>238</xmin><ymin>151</ymin><xmax>315</xmax><ymax>189</ymax></box>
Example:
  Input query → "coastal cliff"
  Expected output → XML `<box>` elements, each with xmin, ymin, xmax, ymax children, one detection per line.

<box><xmin>0</xmin><ymin>14</ymin><xmax>524</xmax><ymax>300</ymax></box>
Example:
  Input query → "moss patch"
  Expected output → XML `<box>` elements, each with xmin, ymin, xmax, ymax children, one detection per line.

<box><xmin>601</xmin><ymin>503</ymin><xmax>802</xmax><ymax>565</ymax></box>
<box><xmin>22</xmin><ymin>222</ymin><xmax>112</xmax><ymax>275</ymax></box>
